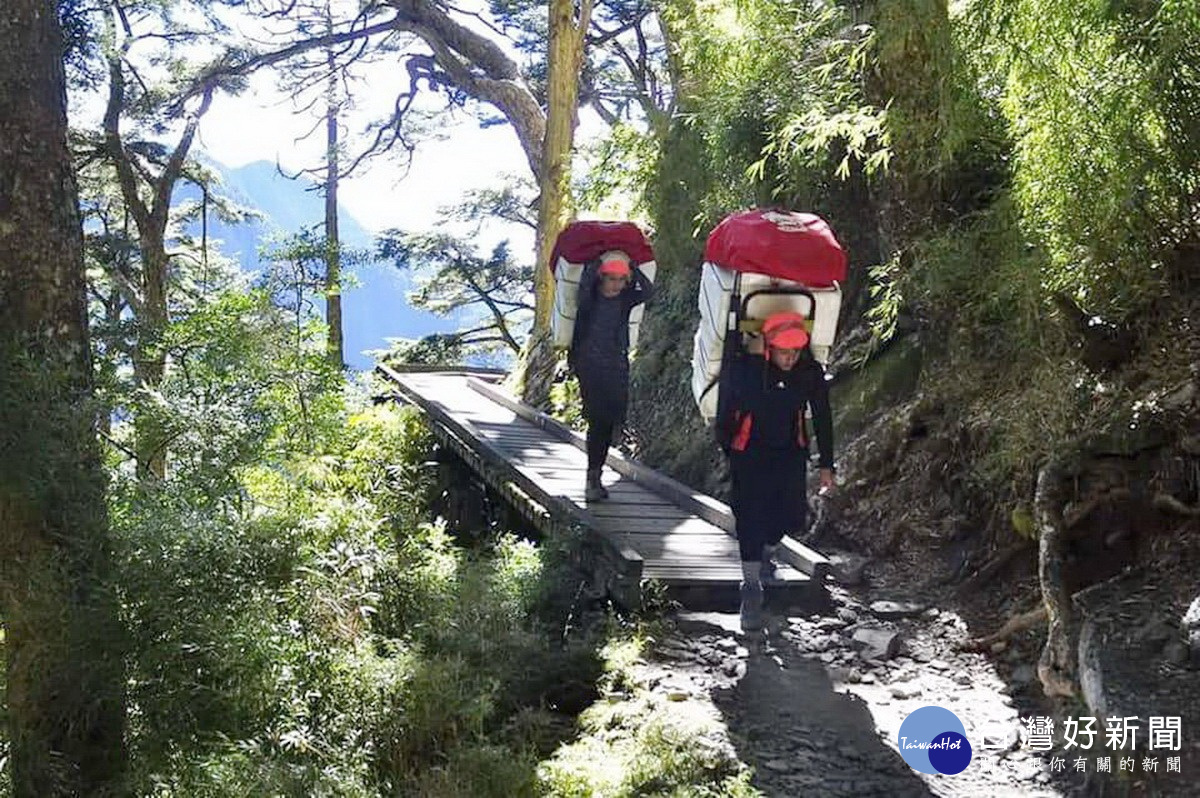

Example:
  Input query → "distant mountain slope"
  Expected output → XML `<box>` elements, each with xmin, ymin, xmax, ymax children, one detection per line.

<box><xmin>197</xmin><ymin>159</ymin><xmax>456</xmax><ymax>370</ymax></box>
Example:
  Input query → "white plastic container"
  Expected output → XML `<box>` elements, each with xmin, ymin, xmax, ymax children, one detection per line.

<box><xmin>691</xmin><ymin>263</ymin><xmax>841</xmax><ymax>421</ymax></box>
<box><xmin>548</xmin><ymin>221</ymin><xmax>657</xmax><ymax>351</ymax></box>
<box><xmin>691</xmin><ymin>209</ymin><xmax>847</xmax><ymax>422</ymax></box>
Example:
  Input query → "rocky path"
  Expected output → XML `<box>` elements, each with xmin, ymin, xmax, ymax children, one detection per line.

<box><xmin>635</xmin><ymin>584</ymin><xmax>1079</xmax><ymax>797</ymax></box>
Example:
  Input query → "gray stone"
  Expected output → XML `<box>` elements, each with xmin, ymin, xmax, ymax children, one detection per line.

<box><xmin>983</xmin><ymin>726</ymin><xmax>1021</xmax><ymax>753</ymax></box>
<box><xmin>851</xmin><ymin>627</ymin><xmax>901</xmax><ymax>661</ymax></box>
<box><xmin>909</xmin><ymin>648</ymin><xmax>932</xmax><ymax>663</ymax></box>
<box><xmin>954</xmin><ymin>672</ymin><xmax>972</xmax><ymax>686</ymax></box>
<box><xmin>1163</xmin><ymin>640</ymin><xmax>1189</xmax><ymax>667</ymax></box>
<box><xmin>828</xmin><ymin>552</ymin><xmax>870</xmax><ymax>586</ymax></box>
<box><xmin>1183</xmin><ymin>597</ymin><xmax>1200</xmax><ymax>630</ymax></box>
<box><xmin>1011</xmin><ymin>664</ymin><xmax>1035</xmax><ymax>684</ymax></box>
<box><xmin>869</xmin><ymin>600</ymin><xmax>928</xmax><ymax>620</ymax></box>
<box><xmin>890</xmin><ymin>684</ymin><xmax>922</xmax><ymax>700</ymax></box>
<box><xmin>929</xmin><ymin>659</ymin><xmax>951</xmax><ymax>671</ymax></box>
<box><xmin>764</xmin><ymin>759</ymin><xmax>792</xmax><ymax>772</ymax></box>
<box><xmin>836</xmin><ymin>607</ymin><xmax>859</xmax><ymax>624</ymax></box>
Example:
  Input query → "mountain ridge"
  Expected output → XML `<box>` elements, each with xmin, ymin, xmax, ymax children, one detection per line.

<box><xmin>196</xmin><ymin>158</ymin><xmax>456</xmax><ymax>370</ymax></box>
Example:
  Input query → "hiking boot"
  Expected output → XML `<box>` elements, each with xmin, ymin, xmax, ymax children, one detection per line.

<box><xmin>739</xmin><ymin>581</ymin><xmax>764</xmax><ymax>632</ymax></box>
<box><xmin>760</xmin><ymin>558</ymin><xmax>779</xmax><ymax>583</ymax></box>
<box><xmin>760</xmin><ymin>544</ymin><xmax>780</xmax><ymax>582</ymax></box>
<box><xmin>584</xmin><ymin>469</ymin><xmax>609</xmax><ymax>501</ymax></box>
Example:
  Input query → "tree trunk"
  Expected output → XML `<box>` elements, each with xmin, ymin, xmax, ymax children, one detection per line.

<box><xmin>522</xmin><ymin>0</ymin><xmax>594</xmax><ymax>407</ymax></box>
<box><xmin>324</xmin><ymin>46</ymin><xmax>344</xmax><ymax>370</ymax></box>
<box><xmin>850</xmin><ymin>0</ymin><xmax>957</xmax><ymax>250</ymax></box>
<box><xmin>134</xmin><ymin>240</ymin><xmax>168</xmax><ymax>479</ymax></box>
<box><xmin>0</xmin><ymin>2</ymin><xmax>127</xmax><ymax>793</ymax></box>
<box><xmin>103</xmin><ymin>24</ymin><xmax>212</xmax><ymax>479</ymax></box>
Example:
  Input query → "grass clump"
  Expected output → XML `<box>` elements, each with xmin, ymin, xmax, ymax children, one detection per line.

<box><xmin>537</xmin><ymin>638</ymin><xmax>759</xmax><ymax>797</ymax></box>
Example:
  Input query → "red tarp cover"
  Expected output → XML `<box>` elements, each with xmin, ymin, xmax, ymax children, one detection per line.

<box><xmin>550</xmin><ymin>220</ymin><xmax>655</xmax><ymax>273</ymax></box>
<box><xmin>703</xmin><ymin>209</ymin><xmax>847</xmax><ymax>286</ymax></box>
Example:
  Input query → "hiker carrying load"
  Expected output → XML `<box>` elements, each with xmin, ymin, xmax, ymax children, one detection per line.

<box><xmin>549</xmin><ymin>221</ymin><xmax>656</xmax><ymax>501</ymax></box>
<box><xmin>690</xmin><ymin>209</ymin><xmax>846</xmax><ymax>631</ymax></box>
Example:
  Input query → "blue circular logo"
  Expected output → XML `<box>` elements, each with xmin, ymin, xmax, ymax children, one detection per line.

<box><xmin>897</xmin><ymin>706</ymin><xmax>973</xmax><ymax>774</ymax></box>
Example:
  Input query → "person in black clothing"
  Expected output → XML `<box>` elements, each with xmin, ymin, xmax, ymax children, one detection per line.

<box><xmin>716</xmin><ymin>311</ymin><xmax>835</xmax><ymax>631</ymax></box>
<box><xmin>569</xmin><ymin>250</ymin><xmax>655</xmax><ymax>501</ymax></box>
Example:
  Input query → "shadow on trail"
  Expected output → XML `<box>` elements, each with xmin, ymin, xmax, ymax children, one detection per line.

<box><xmin>678</xmin><ymin>613</ymin><xmax>936</xmax><ymax>798</ymax></box>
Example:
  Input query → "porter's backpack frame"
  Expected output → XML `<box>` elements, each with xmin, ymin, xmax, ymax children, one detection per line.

<box><xmin>691</xmin><ymin>209</ymin><xmax>847</xmax><ymax>423</ymax></box>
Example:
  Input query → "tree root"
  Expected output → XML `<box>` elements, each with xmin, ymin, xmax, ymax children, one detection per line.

<box><xmin>960</xmin><ymin>605</ymin><xmax>1047</xmax><ymax>652</ymax></box>
<box><xmin>959</xmin><ymin>461</ymin><xmax>1079</xmax><ymax>695</ymax></box>
<box><xmin>956</xmin><ymin>540</ymin><xmax>1033</xmax><ymax>595</ymax></box>
<box><xmin>1036</xmin><ymin>458</ymin><xmax>1077</xmax><ymax>698</ymax></box>
<box><xmin>1152</xmin><ymin>492</ymin><xmax>1200</xmax><ymax>517</ymax></box>
<box><xmin>1063</xmin><ymin>488</ymin><xmax>1131</xmax><ymax>528</ymax></box>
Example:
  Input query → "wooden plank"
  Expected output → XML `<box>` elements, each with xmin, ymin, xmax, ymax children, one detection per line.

<box><xmin>378</xmin><ymin>367</ymin><xmax>830</xmax><ymax>602</ymax></box>
<box><xmin>593</xmin><ymin>517</ymin><xmax>726</xmax><ymax>535</ymax></box>
<box><xmin>466</xmin><ymin>377</ymin><xmax>832</xmax><ymax>580</ymax></box>
<box><xmin>584</xmin><ymin>504</ymin><xmax>692</xmax><ymax>519</ymax></box>
<box><xmin>522</xmin><ymin>477</ymin><xmax>665</xmax><ymax>498</ymax></box>
<box><xmin>609</xmin><ymin>533</ymin><xmax>741</xmax><ymax>550</ymax></box>
<box><xmin>554</xmin><ymin>493</ymin><xmax>676</xmax><ymax>508</ymax></box>
<box><xmin>643</xmin><ymin>563</ymin><xmax>811</xmax><ymax>580</ymax></box>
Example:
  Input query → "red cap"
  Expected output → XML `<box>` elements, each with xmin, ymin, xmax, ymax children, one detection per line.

<box><xmin>762</xmin><ymin>311</ymin><xmax>810</xmax><ymax>351</ymax></box>
<box><xmin>598</xmin><ymin>250</ymin><xmax>632</xmax><ymax>277</ymax></box>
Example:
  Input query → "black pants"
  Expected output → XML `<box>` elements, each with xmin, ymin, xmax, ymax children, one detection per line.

<box><xmin>586</xmin><ymin>419</ymin><xmax>617</xmax><ymax>473</ymax></box>
<box><xmin>729</xmin><ymin>448</ymin><xmax>807</xmax><ymax>561</ymax></box>
<box><xmin>576</xmin><ymin>357</ymin><xmax>629</xmax><ymax>472</ymax></box>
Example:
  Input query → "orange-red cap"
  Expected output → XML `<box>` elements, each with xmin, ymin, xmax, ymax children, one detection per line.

<box><xmin>598</xmin><ymin>249</ymin><xmax>632</xmax><ymax>277</ymax></box>
<box><xmin>598</xmin><ymin>258</ymin><xmax>632</xmax><ymax>277</ymax></box>
<box><xmin>762</xmin><ymin>311</ymin><xmax>810</xmax><ymax>351</ymax></box>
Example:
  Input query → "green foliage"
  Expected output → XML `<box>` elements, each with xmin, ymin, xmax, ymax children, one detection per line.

<box><xmin>961</xmin><ymin>0</ymin><xmax>1200</xmax><ymax>312</ymax></box>
<box><xmin>101</xmin><ymin>354</ymin><xmax>626</xmax><ymax>797</ymax></box>
<box><xmin>379</xmin><ymin>334</ymin><xmax>473</xmax><ymax>367</ymax></box>
<box><xmin>537</xmin><ymin>637</ymin><xmax>758</xmax><ymax>796</ymax></box>
<box><xmin>576</xmin><ymin>123</ymin><xmax>660</xmax><ymax>219</ymax></box>
<box><xmin>548</xmin><ymin>372</ymin><xmax>585</xmax><ymax>431</ymax></box>
<box><xmin>888</xmin><ymin>195</ymin><xmax>1049</xmax><ymax>360</ymax></box>
<box><xmin>377</xmin><ymin>231</ymin><xmax>534</xmax><ymax>358</ymax></box>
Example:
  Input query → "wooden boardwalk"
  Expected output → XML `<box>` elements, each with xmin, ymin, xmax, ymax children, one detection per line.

<box><xmin>377</xmin><ymin>364</ymin><xmax>829</xmax><ymax>610</ymax></box>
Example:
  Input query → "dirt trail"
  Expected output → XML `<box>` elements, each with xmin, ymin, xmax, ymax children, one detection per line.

<box><xmin>636</xmin><ymin>584</ymin><xmax>1086</xmax><ymax>797</ymax></box>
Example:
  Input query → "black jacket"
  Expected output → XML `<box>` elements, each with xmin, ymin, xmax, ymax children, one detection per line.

<box><xmin>715</xmin><ymin>353</ymin><xmax>834</xmax><ymax>469</ymax></box>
